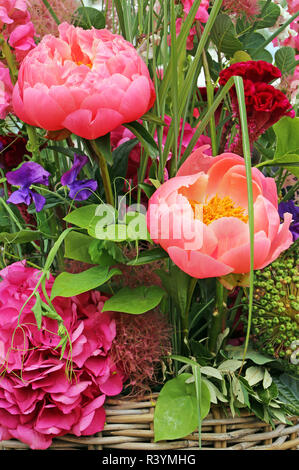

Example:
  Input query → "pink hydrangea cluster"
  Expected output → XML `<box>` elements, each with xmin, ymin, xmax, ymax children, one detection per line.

<box><xmin>0</xmin><ymin>0</ymin><xmax>36</xmax><ymax>62</ymax></box>
<box><xmin>0</xmin><ymin>261</ymin><xmax>123</xmax><ymax>450</ymax></box>
<box><xmin>0</xmin><ymin>63</ymin><xmax>13</xmax><ymax>118</ymax></box>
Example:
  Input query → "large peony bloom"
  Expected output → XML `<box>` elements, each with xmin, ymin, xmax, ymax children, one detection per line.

<box><xmin>0</xmin><ymin>262</ymin><xmax>123</xmax><ymax>449</ymax></box>
<box><xmin>146</xmin><ymin>146</ymin><xmax>293</xmax><ymax>279</ymax></box>
<box><xmin>12</xmin><ymin>22</ymin><xmax>156</xmax><ymax>139</ymax></box>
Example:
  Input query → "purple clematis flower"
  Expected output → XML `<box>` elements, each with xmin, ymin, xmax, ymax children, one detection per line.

<box><xmin>278</xmin><ymin>200</ymin><xmax>299</xmax><ymax>241</ymax></box>
<box><xmin>6</xmin><ymin>161</ymin><xmax>50</xmax><ymax>212</ymax></box>
<box><xmin>61</xmin><ymin>154</ymin><xmax>97</xmax><ymax>201</ymax></box>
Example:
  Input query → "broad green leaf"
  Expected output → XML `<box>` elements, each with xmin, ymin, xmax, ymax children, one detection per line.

<box><xmin>218</xmin><ymin>360</ymin><xmax>244</xmax><ymax>373</ymax></box>
<box><xmin>74</xmin><ymin>6</ymin><xmax>105</xmax><ymax>29</ymax></box>
<box><xmin>154</xmin><ymin>373</ymin><xmax>210</xmax><ymax>441</ymax></box>
<box><xmin>245</xmin><ymin>366</ymin><xmax>265</xmax><ymax>386</ymax></box>
<box><xmin>274</xmin><ymin>116</ymin><xmax>299</xmax><ymax>159</ymax></box>
<box><xmin>50</xmin><ymin>265</ymin><xmax>121</xmax><ymax>299</ymax></box>
<box><xmin>0</xmin><ymin>230</ymin><xmax>40</xmax><ymax>244</ymax></box>
<box><xmin>275</xmin><ymin>47</ymin><xmax>296</xmax><ymax>75</ymax></box>
<box><xmin>93</xmin><ymin>133</ymin><xmax>113</xmax><ymax>165</ymax></box>
<box><xmin>88</xmin><ymin>239</ymin><xmax>126</xmax><ymax>266</ymax></box>
<box><xmin>226</xmin><ymin>345</ymin><xmax>275</xmax><ymax>365</ymax></box>
<box><xmin>272</xmin><ymin>373</ymin><xmax>299</xmax><ymax>416</ymax></box>
<box><xmin>200</xmin><ymin>366</ymin><xmax>223</xmax><ymax>381</ymax></box>
<box><xmin>263</xmin><ymin>368</ymin><xmax>273</xmax><ymax>389</ymax></box>
<box><xmin>210</xmin><ymin>14</ymin><xmax>242</xmax><ymax>56</ymax></box>
<box><xmin>258</xmin><ymin>382</ymin><xmax>278</xmax><ymax>405</ymax></box>
<box><xmin>257</xmin><ymin>1</ymin><xmax>280</xmax><ymax>29</ymax></box>
<box><xmin>64</xmin><ymin>230</ymin><xmax>94</xmax><ymax>264</ymax></box>
<box><xmin>64</xmin><ymin>204</ymin><xmax>117</xmax><ymax>230</ymax></box>
<box><xmin>102</xmin><ymin>285</ymin><xmax>165</xmax><ymax>314</ymax></box>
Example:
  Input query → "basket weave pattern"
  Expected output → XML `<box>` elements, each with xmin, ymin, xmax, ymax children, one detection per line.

<box><xmin>0</xmin><ymin>394</ymin><xmax>298</xmax><ymax>450</ymax></box>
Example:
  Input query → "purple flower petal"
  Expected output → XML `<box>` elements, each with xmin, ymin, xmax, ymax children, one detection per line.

<box><xmin>30</xmin><ymin>190</ymin><xmax>46</xmax><ymax>212</ymax></box>
<box><xmin>61</xmin><ymin>155</ymin><xmax>88</xmax><ymax>187</ymax></box>
<box><xmin>6</xmin><ymin>162</ymin><xmax>50</xmax><ymax>188</ymax></box>
<box><xmin>7</xmin><ymin>188</ymin><xmax>31</xmax><ymax>206</ymax></box>
<box><xmin>68</xmin><ymin>179</ymin><xmax>98</xmax><ymax>201</ymax></box>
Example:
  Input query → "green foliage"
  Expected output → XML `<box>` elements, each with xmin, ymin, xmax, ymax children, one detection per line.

<box><xmin>50</xmin><ymin>265</ymin><xmax>121</xmax><ymax>299</ymax></box>
<box><xmin>210</xmin><ymin>14</ymin><xmax>242</xmax><ymax>57</ymax></box>
<box><xmin>275</xmin><ymin>47</ymin><xmax>297</xmax><ymax>75</ymax></box>
<box><xmin>154</xmin><ymin>373</ymin><xmax>211</xmax><ymax>441</ymax></box>
<box><xmin>102</xmin><ymin>285</ymin><xmax>166</xmax><ymax>314</ymax></box>
<box><xmin>73</xmin><ymin>6</ymin><xmax>105</xmax><ymax>30</ymax></box>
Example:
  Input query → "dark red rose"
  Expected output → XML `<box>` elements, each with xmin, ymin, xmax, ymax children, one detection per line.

<box><xmin>219</xmin><ymin>60</ymin><xmax>282</xmax><ymax>85</ymax></box>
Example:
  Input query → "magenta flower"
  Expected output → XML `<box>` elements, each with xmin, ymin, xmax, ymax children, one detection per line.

<box><xmin>6</xmin><ymin>161</ymin><xmax>50</xmax><ymax>212</ymax></box>
<box><xmin>0</xmin><ymin>262</ymin><xmax>123</xmax><ymax>450</ymax></box>
<box><xmin>0</xmin><ymin>63</ymin><xmax>13</xmax><ymax>119</ymax></box>
<box><xmin>61</xmin><ymin>154</ymin><xmax>97</xmax><ymax>201</ymax></box>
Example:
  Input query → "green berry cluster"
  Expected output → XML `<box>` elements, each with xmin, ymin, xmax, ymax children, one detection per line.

<box><xmin>242</xmin><ymin>243</ymin><xmax>299</xmax><ymax>375</ymax></box>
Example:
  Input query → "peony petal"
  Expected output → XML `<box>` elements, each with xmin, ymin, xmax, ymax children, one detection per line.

<box><xmin>167</xmin><ymin>246</ymin><xmax>233</xmax><ymax>278</ymax></box>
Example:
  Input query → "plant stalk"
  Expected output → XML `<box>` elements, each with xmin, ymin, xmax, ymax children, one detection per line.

<box><xmin>208</xmin><ymin>280</ymin><xmax>228</xmax><ymax>354</ymax></box>
<box><xmin>89</xmin><ymin>140</ymin><xmax>115</xmax><ymax>207</ymax></box>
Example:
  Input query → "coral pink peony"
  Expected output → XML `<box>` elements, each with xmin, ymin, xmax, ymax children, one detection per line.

<box><xmin>0</xmin><ymin>261</ymin><xmax>123</xmax><ymax>450</ymax></box>
<box><xmin>12</xmin><ymin>22</ymin><xmax>156</xmax><ymax>140</ymax></box>
<box><xmin>0</xmin><ymin>63</ymin><xmax>13</xmax><ymax>118</ymax></box>
<box><xmin>146</xmin><ymin>146</ymin><xmax>293</xmax><ymax>279</ymax></box>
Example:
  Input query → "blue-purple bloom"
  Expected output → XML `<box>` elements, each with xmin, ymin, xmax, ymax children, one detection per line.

<box><xmin>61</xmin><ymin>154</ymin><xmax>97</xmax><ymax>201</ymax></box>
<box><xmin>6</xmin><ymin>161</ymin><xmax>50</xmax><ymax>212</ymax></box>
<box><xmin>278</xmin><ymin>200</ymin><xmax>299</xmax><ymax>241</ymax></box>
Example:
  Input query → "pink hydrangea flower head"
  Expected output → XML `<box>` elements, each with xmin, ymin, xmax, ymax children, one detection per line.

<box><xmin>0</xmin><ymin>261</ymin><xmax>123</xmax><ymax>449</ymax></box>
<box><xmin>12</xmin><ymin>22</ymin><xmax>156</xmax><ymax>140</ymax></box>
<box><xmin>0</xmin><ymin>63</ymin><xmax>13</xmax><ymax>118</ymax></box>
<box><xmin>147</xmin><ymin>146</ymin><xmax>293</xmax><ymax>279</ymax></box>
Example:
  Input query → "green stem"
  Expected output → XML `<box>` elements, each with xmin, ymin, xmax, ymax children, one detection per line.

<box><xmin>26</xmin><ymin>125</ymin><xmax>40</xmax><ymax>162</ymax></box>
<box><xmin>41</xmin><ymin>0</ymin><xmax>60</xmax><ymax>25</ymax></box>
<box><xmin>0</xmin><ymin>33</ymin><xmax>18</xmax><ymax>84</ymax></box>
<box><xmin>182</xmin><ymin>277</ymin><xmax>198</xmax><ymax>348</ymax></box>
<box><xmin>89</xmin><ymin>140</ymin><xmax>114</xmax><ymax>207</ymax></box>
<box><xmin>208</xmin><ymin>280</ymin><xmax>228</xmax><ymax>354</ymax></box>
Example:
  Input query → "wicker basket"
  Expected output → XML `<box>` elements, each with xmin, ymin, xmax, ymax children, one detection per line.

<box><xmin>0</xmin><ymin>393</ymin><xmax>298</xmax><ymax>450</ymax></box>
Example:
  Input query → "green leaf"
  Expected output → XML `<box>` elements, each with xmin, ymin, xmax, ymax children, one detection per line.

<box><xmin>256</xmin><ymin>1</ymin><xmax>280</xmax><ymax>29</ymax></box>
<box><xmin>218</xmin><ymin>360</ymin><xmax>244</xmax><ymax>373</ymax></box>
<box><xmin>110</xmin><ymin>139</ymin><xmax>138</xmax><ymax>192</ymax></box>
<box><xmin>73</xmin><ymin>6</ymin><xmax>105</xmax><ymax>30</ymax></box>
<box><xmin>142</xmin><ymin>113</ymin><xmax>167</xmax><ymax>127</ymax></box>
<box><xmin>274</xmin><ymin>116</ymin><xmax>299</xmax><ymax>159</ymax></box>
<box><xmin>93</xmin><ymin>133</ymin><xmax>113</xmax><ymax>165</ymax></box>
<box><xmin>88</xmin><ymin>239</ymin><xmax>126</xmax><ymax>266</ymax></box>
<box><xmin>0</xmin><ymin>230</ymin><xmax>40</xmax><ymax>244</ymax></box>
<box><xmin>258</xmin><ymin>382</ymin><xmax>278</xmax><ymax>405</ymax></box>
<box><xmin>156</xmin><ymin>265</ymin><xmax>191</xmax><ymax>316</ymax></box>
<box><xmin>226</xmin><ymin>345</ymin><xmax>275</xmax><ymax>365</ymax></box>
<box><xmin>240</xmin><ymin>32</ymin><xmax>273</xmax><ymax>62</ymax></box>
<box><xmin>263</xmin><ymin>368</ymin><xmax>273</xmax><ymax>389</ymax></box>
<box><xmin>210</xmin><ymin>14</ymin><xmax>242</xmax><ymax>56</ymax></box>
<box><xmin>200</xmin><ymin>366</ymin><xmax>223</xmax><ymax>381</ymax></box>
<box><xmin>124</xmin><ymin>121</ymin><xmax>159</xmax><ymax>159</ymax></box>
<box><xmin>275</xmin><ymin>47</ymin><xmax>296</xmax><ymax>75</ymax></box>
<box><xmin>64</xmin><ymin>204</ymin><xmax>117</xmax><ymax>231</ymax></box>
<box><xmin>272</xmin><ymin>373</ymin><xmax>299</xmax><ymax>416</ymax></box>
<box><xmin>154</xmin><ymin>373</ymin><xmax>210</xmax><ymax>442</ymax></box>
<box><xmin>50</xmin><ymin>265</ymin><xmax>121</xmax><ymax>299</ymax></box>
<box><xmin>32</xmin><ymin>293</ymin><xmax>42</xmax><ymax>330</ymax></box>
<box><xmin>102</xmin><ymin>285</ymin><xmax>165</xmax><ymax>314</ymax></box>
<box><xmin>126</xmin><ymin>247</ymin><xmax>168</xmax><ymax>266</ymax></box>
<box><xmin>64</xmin><ymin>230</ymin><xmax>94</xmax><ymax>264</ymax></box>
<box><xmin>245</xmin><ymin>366</ymin><xmax>265</xmax><ymax>386</ymax></box>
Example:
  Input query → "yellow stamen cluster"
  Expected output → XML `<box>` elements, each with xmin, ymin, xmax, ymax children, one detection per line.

<box><xmin>191</xmin><ymin>195</ymin><xmax>248</xmax><ymax>225</ymax></box>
